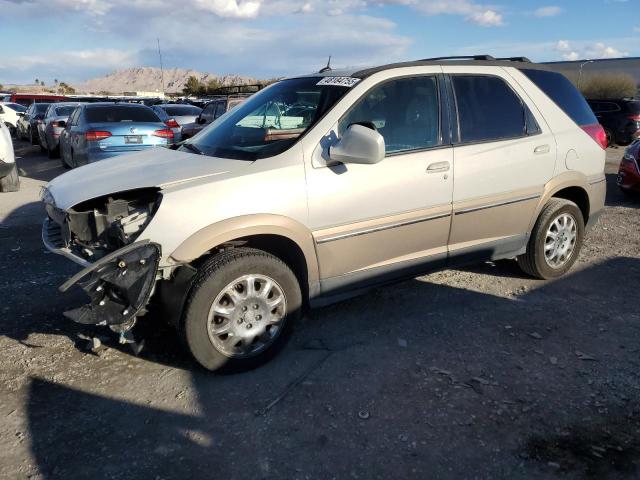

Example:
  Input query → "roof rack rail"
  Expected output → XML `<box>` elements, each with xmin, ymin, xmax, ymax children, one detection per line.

<box><xmin>496</xmin><ymin>56</ymin><xmax>532</xmax><ymax>63</ymax></box>
<box><xmin>420</xmin><ymin>55</ymin><xmax>496</xmax><ymax>61</ymax></box>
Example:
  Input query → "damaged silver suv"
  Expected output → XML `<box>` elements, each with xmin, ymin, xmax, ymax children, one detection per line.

<box><xmin>43</xmin><ymin>56</ymin><xmax>606</xmax><ymax>371</ymax></box>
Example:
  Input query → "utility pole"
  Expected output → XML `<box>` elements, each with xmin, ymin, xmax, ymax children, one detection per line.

<box><xmin>157</xmin><ymin>38</ymin><xmax>165</xmax><ymax>97</ymax></box>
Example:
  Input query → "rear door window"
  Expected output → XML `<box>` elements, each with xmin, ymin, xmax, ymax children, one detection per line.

<box><xmin>521</xmin><ymin>69</ymin><xmax>597</xmax><ymax>126</ymax></box>
<box><xmin>339</xmin><ymin>76</ymin><xmax>441</xmax><ymax>154</ymax></box>
<box><xmin>201</xmin><ymin>103</ymin><xmax>216</xmax><ymax>122</ymax></box>
<box><xmin>85</xmin><ymin>106</ymin><xmax>160</xmax><ymax>123</ymax></box>
<box><xmin>452</xmin><ymin>75</ymin><xmax>527</xmax><ymax>143</ymax></box>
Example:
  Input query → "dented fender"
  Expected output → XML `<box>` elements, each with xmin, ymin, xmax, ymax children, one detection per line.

<box><xmin>59</xmin><ymin>240</ymin><xmax>161</xmax><ymax>327</ymax></box>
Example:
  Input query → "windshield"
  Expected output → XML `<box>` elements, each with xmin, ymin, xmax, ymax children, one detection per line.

<box><xmin>182</xmin><ymin>77</ymin><xmax>351</xmax><ymax>160</ymax></box>
<box><xmin>5</xmin><ymin>103</ymin><xmax>26</xmax><ymax>112</ymax></box>
<box><xmin>55</xmin><ymin>106</ymin><xmax>78</xmax><ymax>116</ymax></box>
<box><xmin>162</xmin><ymin>105</ymin><xmax>202</xmax><ymax>116</ymax></box>
<box><xmin>34</xmin><ymin>103</ymin><xmax>50</xmax><ymax>113</ymax></box>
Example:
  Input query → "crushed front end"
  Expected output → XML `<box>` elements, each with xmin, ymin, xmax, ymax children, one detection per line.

<box><xmin>41</xmin><ymin>187</ymin><xmax>164</xmax><ymax>338</ymax></box>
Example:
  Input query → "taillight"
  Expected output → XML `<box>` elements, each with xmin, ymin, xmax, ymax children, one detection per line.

<box><xmin>85</xmin><ymin>130</ymin><xmax>112</xmax><ymax>141</ymax></box>
<box><xmin>153</xmin><ymin>128</ymin><xmax>174</xmax><ymax>139</ymax></box>
<box><xmin>165</xmin><ymin>119</ymin><xmax>179</xmax><ymax>128</ymax></box>
<box><xmin>628</xmin><ymin>114</ymin><xmax>640</xmax><ymax>122</ymax></box>
<box><xmin>581</xmin><ymin>124</ymin><xmax>608</xmax><ymax>150</ymax></box>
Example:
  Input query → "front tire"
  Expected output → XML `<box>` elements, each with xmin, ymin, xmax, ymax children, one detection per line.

<box><xmin>518</xmin><ymin>198</ymin><xmax>585</xmax><ymax>280</ymax></box>
<box><xmin>182</xmin><ymin>248</ymin><xmax>302</xmax><ymax>372</ymax></box>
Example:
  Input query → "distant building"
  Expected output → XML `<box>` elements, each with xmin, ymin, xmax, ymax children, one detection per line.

<box><xmin>122</xmin><ymin>91</ymin><xmax>166</xmax><ymax>99</ymax></box>
<box><xmin>543</xmin><ymin>57</ymin><xmax>640</xmax><ymax>86</ymax></box>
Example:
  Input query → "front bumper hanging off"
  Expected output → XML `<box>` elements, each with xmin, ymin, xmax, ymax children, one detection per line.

<box><xmin>58</xmin><ymin>241</ymin><xmax>161</xmax><ymax>330</ymax></box>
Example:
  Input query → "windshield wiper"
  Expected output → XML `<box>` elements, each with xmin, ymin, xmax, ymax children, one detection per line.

<box><xmin>180</xmin><ymin>143</ymin><xmax>204</xmax><ymax>155</ymax></box>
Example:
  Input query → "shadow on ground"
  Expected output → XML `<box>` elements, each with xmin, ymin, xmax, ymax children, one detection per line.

<box><xmin>21</xmin><ymin>257</ymin><xmax>640</xmax><ymax>479</ymax></box>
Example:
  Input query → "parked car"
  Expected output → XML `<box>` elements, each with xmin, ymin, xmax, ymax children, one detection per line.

<box><xmin>151</xmin><ymin>104</ymin><xmax>202</xmax><ymax>142</ymax></box>
<box><xmin>618</xmin><ymin>140</ymin><xmax>640</xmax><ymax>195</ymax></box>
<box><xmin>181</xmin><ymin>96</ymin><xmax>246</xmax><ymax>139</ymax></box>
<box><xmin>0</xmin><ymin>102</ymin><xmax>27</xmax><ymax>136</ymax></box>
<box><xmin>16</xmin><ymin>102</ymin><xmax>50</xmax><ymax>144</ymax></box>
<box><xmin>42</xmin><ymin>57</ymin><xmax>606</xmax><ymax>371</ymax></box>
<box><xmin>37</xmin><ymin>103</ymin><xmax>84</xmax><ymax>158</ymax></box>
<box><xmin>0</xmin><ymin>121</ymin><xmax>19</xmax><ymax>192</ymax></box>
<box><xmin>58</xmin><ymin>103</ymin><xmax>174</xmax><ymax>168</ymax></box>
<box><xmin>587</xmin><ymin>99</ymin><xmax>640</xmax><ymax>146</ymax></box>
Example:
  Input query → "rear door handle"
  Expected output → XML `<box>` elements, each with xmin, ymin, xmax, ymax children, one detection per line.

<box><xmin>426</xmin><ymin>161</ymin><xmax>450</xmax><ymax>173</ymax></box>
<box><xmin>534</xmin><ymin>144</ymin><xmax>550</xmax><ymax>155</ymax></box>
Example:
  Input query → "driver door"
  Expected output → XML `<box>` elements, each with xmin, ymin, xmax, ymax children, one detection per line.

<box><xmin>305</xmin><ymin>73</ymin><xmax>454</xmax><ymax>295</ymax></box>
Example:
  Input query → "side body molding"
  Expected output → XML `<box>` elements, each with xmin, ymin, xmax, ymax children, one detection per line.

<box><xmin>169</xmin><ymin>214</ymin><xmax>321</xmax><ymax>297</ymax></box>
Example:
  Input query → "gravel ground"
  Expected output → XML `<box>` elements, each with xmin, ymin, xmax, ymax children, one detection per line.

<box><xmin>1</xmin><ymin>140</ymin><xmax>639</xmax><ymax>480</ymax></box>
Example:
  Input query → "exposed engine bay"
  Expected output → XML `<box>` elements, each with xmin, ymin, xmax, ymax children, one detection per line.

<box><xmin>45</xmin><ymin>188</ymin><xmax>161</xmax><ymax>261</ymax></box>
<box><xmin>43</xmin><ymin>188</ymin><xmax>163</xmax><ymax>334</ymax></box>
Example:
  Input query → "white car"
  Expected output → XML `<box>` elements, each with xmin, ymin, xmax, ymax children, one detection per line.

<box><xmin>0</xmin><ymin>102</ymin><xmax>27</xmax><ymax>136</ymax></box>
<box><xmin>42</xmin><ymin>56</ymin><xmax>606</xmax><ymax>371</ymax></box>
<box><xmin>0</xmin><ymin>121</ymin><xmax>19</xmax><ymax>192</ymax></box>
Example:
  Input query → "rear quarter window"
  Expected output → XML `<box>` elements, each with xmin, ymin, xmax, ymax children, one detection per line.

<box><xmin>522</xmin><ymin>69</ymin><xmax>597</xmax><ymax>126</ymax></box>
<box><xmin>85</xmin><ymin>106</ymin><xmax>161</xmax><ymax>123</ymax></box>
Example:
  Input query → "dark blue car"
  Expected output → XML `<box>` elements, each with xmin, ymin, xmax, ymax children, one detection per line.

<box><xmin>59</xmin><ymin>103</ymin><xmax>175</xmax><ymax>168</ymax></box>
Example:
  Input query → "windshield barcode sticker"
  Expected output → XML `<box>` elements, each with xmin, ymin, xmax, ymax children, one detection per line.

<box><xmin>317</xmin><ymin>77</ymin><xmax>361</xmax><ymax>87</ymax></box>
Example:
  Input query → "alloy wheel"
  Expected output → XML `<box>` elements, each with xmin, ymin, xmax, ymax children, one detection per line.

<box><xmin>544</xmin><ymin>213</ymin><xmax>578</xmax><ymax>268</ymax></box>
<box><xmin>207</xmin><ymin>274</ymin><xmax>287</xmax><ymax>358</ymax></box>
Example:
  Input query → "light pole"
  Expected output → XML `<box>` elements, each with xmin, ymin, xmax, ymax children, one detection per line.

<box><xmin>578</xmin><ymin>59</ymin><xmax>594</xmax><ymax>90</ymax></box>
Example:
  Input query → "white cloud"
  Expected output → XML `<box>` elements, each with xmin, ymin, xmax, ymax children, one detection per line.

<box><xmin>408</xmin><ymin>0</ymin><xmax>504</xmax><ymax>26</ymax></box>
<box><xmin>534</xmin><ymin>6</ymin><xmax>562</xmax><ymax>17</ymax></box>
<box><xmin>555</xmin><ymin>39</ymin><xmax>628</xmax><ymax>60</ymax></box>
<box><xmin>634</xmin><ymin>26</ymin><xmax>640</xmax><ymax>33</ymax></box>
<box><xmin>0</xmin><ymin>48</ymin><xmax>137</xmax><ymax>71</ymax></box>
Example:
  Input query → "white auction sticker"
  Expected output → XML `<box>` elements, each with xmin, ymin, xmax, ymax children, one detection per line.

<box><xmin>316</xmin><ymin>77</ymin><xmax>361</xmax><ymax>87</ymax></box>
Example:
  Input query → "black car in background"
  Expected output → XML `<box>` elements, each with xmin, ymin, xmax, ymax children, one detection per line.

<box><xmin>16</xmin><ymin>102</ymin><xmax>51</xmax><ymax>145</ymax></box>
<box><xmin>587</xmin><ymin>99</ymin><xmax>640</xmax><ymax>146</ymax></box>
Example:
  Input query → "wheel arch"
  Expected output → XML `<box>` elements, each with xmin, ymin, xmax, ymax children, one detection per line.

<box><xmin>170</xmin><ymin>214</ymin><xmax>321</xmax><ymax>300</ymax></box>
<box><xmin>530</xmin><ymin>173</ymin><xmax>591</xmax><ymax>231</ymax></box>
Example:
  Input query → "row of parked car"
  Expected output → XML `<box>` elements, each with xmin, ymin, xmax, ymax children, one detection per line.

<box><xmin>6</xmin><ymin>94</ymin><xmax>249</xmax><ymax>167</ymax></box>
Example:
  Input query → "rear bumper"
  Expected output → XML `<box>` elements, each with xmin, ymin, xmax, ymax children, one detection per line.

<box><xmin>586</xmin><ymin>176</ymin><xmax>606</xmax><ymax>230</ymax></box>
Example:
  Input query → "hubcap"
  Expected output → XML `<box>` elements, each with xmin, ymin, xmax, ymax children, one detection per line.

<box><xmin>207</xmin><ymin>274</ymin><xmax>287</xmax><ymax>358</ymax></box>
<box><xmin>544</xmin><ymin>213</ymin><xmax>577</xmax><ymax>268</ymax></box>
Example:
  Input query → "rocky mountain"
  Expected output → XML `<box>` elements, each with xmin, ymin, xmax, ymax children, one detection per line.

<box><xmin>73</xmin><ymin>67</ymin><xmax>256</xmax><ymax>94</ymax></box>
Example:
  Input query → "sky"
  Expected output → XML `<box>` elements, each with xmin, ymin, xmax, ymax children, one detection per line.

<box><xmin>0</xmin><ymin>0</ymin><xmax>639</xmax><ymax>85</ymax></box>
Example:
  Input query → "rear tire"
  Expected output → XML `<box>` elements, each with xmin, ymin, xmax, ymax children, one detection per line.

<box><xmin>182</xmin><ymin>248</ymin><xmax>302</xmax><ymax>372</ymax></box>
<box><xmin>0</xmin><ymin>164</ymin><xmax>20</xmax><ymax>192</ymax></box>
<box><xmin>518</xmin><ymin>198</ymin><xmax>584</xmax><ymax>280</ymax></box>
<box><xmin>604</xmin><ymin>128</ymin><xmax>614</xmax><ymax>147</ymax></box>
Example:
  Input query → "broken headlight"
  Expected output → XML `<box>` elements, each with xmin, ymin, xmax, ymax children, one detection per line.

<box><xmin>63</xmin><ymin>188</ymin><xmax>162</xmax><ymax>260</ymax></box>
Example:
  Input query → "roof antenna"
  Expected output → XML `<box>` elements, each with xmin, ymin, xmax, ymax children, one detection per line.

<box><xmin>319</xmin><ymin>56</ymin><xmax>332</xmax><ymax>73</ymax></box>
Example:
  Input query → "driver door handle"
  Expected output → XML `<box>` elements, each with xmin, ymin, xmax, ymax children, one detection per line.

<box><xmin>426</xmin><ymin>161</ymin><xmax>450</xmax><ymax>173</ymax></box>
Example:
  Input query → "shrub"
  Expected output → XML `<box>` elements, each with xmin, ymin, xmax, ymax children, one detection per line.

<box><xmin>579</xmin><ymin>73</ymin><xmax>638</xmax><ymax>99</ymax></box>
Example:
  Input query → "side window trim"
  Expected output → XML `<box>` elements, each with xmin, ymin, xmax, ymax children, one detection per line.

<box><xmin>448</xmin><ymin>73</ymin><xmax>542</xmax><ymax>146</ymax></box>
<box><xmin>337</xmin><ymin>73</ymin><xmax>446</xmax><ymax>157</ymax></box>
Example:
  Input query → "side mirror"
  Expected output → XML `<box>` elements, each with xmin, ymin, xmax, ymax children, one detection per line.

<box><xmin>329</xmin><ymin>124</ymin><xmax>385</xmax><ymax>165</ymax></box>
<box><xmin>57</xmin><ymin>120</ymin><xmax>66</xmax><ymax>128</ymax></box>
<box><xmin>197</xmin><ymin>117</ymin><xmax>206</xmax><ymax>125</ymax></box>
<box><xmin>17</xmin><ymin>112</ymin><xmax>24</xmax><ymax>117</ymax></box>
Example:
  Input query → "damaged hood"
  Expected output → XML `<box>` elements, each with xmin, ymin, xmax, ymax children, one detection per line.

<box><xmin>46</xmin><ymin>147</ymin><xmax>247</xmax><ymax>210</ymax></box>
